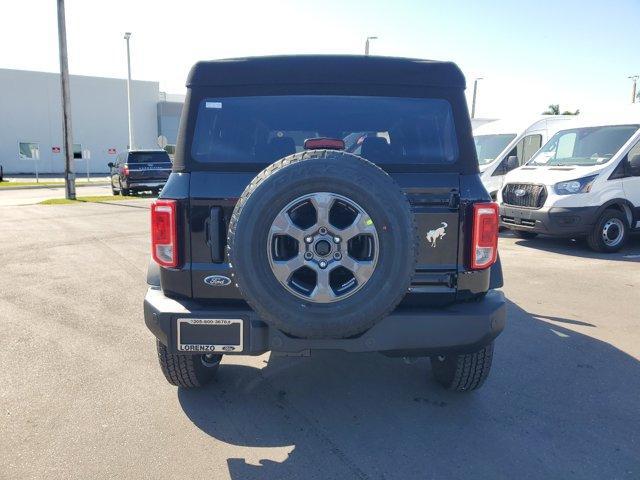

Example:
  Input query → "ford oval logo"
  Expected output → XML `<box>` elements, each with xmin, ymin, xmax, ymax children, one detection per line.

<box><xmin>204</xmin><ymin>275</ymin><xmax>231</xmax><ymax>287</ymax></box>
<box><xmin>514</xmin><ymin>188</ymin><xmax>526</xmax><ymax>197</ymax></box>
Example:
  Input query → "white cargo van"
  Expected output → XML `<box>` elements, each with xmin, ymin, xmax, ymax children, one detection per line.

<box><xmin>475</xmin><ymin>117</ymin><xmax>575</xmax><ymax>199</ymax></box>
<box><xmin>498</xmin><ymin>113</ymin><xmax>640</xmax><ymax>252</ymax></box>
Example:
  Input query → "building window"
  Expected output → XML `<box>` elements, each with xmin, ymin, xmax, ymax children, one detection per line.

<box><xmin>18</xmin><ymin>142</ymin><xmax>40</xmax><ymax>160</ymax></box>
<box><xmin>73</xmin><ymin>144</ymin><xmax>83</xmax><ymax>159</ymax></box>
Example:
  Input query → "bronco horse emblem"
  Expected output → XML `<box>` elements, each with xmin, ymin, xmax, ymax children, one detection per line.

<box><xmin>426</xmin><ymin>222</ymin><xmax>448</xmax><ymax>247</ymax></box>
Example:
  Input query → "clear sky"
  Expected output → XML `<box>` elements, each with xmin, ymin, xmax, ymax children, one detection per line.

<box><xmin>2</xmin><ymin>0</ymin><xmax>638</xmax><ymax>117</ymax></box>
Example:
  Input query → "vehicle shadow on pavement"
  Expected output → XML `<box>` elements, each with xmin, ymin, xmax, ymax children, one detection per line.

<box><xmin>501</xmin><ymin>231</ymin><xmax>640</xmax><ymax>262</ymax></box>
<box><xmin>178</xmin><ymin>300</ymin><xmax>640</xmax><ymax>479</ymax></box>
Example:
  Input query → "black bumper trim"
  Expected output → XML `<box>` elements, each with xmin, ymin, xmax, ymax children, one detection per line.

<box><xmin>144</xmin><ymin>288</ymin><xmax>506</xmax><ymax>356</ymax></box>
<box><xmin>500</xmin><ymin>205</ymin><xmax>599</xmax><ymax>236</ymax></box>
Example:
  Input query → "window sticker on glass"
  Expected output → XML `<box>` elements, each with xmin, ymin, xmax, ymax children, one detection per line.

<box><xmin>205</xmin><ymin>101</ymin><xmax>222</xmax><ymax>109</ymax></box>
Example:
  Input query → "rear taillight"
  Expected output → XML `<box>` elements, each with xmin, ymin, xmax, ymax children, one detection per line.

<box><xmin>470</xmin><ymin>202</ymin><xmax>499</xmax><ymax>270</ymax></box>
<box><xmin>151</xmin><ymin>199</ymin><xmax>179</xmax><ymax>268</ymax></box>
<box><xmin>122</xmin><ymin>164</ymin><xmax>130</xmax><ymax>176</ymax></box>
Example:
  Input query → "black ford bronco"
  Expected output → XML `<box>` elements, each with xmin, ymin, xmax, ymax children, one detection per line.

<box><xmin>144</xmin><ymin>55</ymin><xmax>506</xmax><ymax>392</ymax></box>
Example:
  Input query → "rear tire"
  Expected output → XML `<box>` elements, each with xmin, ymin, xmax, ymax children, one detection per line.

<box><xmin>156</xmin><ymin>340</ymin><xmax>221</xmax><ymax>388</ymax></box>
<box><xmin>587</xmin><ymin>209</ymin><xmax>628</xmax><ymax>253</ymax></box>
<box><xmin>431</xmin><ymin>342</ymin><xmax>494</xmax><ymax>392</ymax></box>
<box><xmin>513</xmin><ymin>230</ymin><xmax>538</xmax><ymax>239</ymax></box>
<box><xmin>119</xmin><ymin>180</ymin><xmax>130</xmax><ymax>196</ymax></box>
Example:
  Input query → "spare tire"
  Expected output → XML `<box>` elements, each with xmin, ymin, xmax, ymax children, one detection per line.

<box><xmin>227</xmin><ymin>150</ymin><xmax>416</xmax><ymax>339</ymax></box>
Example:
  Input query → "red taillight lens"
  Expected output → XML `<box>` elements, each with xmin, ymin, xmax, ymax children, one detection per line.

<box><xmin>122</xmin><ymin>164</ymin><xmax>130</xmax><ymax>176</ymax></box>
<box><xmin>470</xmin><ymin>202</ymin><xmax>499</xmax><ymax>270</ymax></box>
<box><xmin>151</xmin><ymin>199</ymin><xmax>178</xmax><ymax>268</ymax></box>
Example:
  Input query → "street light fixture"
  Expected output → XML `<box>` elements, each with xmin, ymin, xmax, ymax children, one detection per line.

<box><xmin>471</xmin><ymin>77</ymin><xmax>483</xmax><ymax>118</ymax></box>
<box><xmin>124</xmin><ymin>32</ymin><xmax>134</xmax><ymax>149</ymax></box>
<box><xmin>365</xmin><ymin>36</ymin><xmax>378</xmax><ymax>56</ymax></box>
<box><xmin>629</xmin><ymin>75</ymin><xmax>639</xmax><ymax>104</ymax></box>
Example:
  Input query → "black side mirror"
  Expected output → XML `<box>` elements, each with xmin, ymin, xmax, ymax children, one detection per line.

<box><xmin>107</xmin><ymin>162</ymin><xmax>114</xmax><ymax>168</ymax></box>
<box><xmin>629</xmin><ymin>154</ymin><xmax>640</xmax><ymax>176</ymax></box>
<box><xmin>505</xmin><ymin>155</ymin><xmax>519</xmax><ymax>171</ymax></box>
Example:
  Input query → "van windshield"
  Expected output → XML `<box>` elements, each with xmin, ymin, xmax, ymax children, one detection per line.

<box><xmin>474</xmin><ymin>134</ymin><xmax>516</xmax><ymax>165</ymax></box>
<box><xmin>528</xmin><ymin>125</ymin><xmax>639</xmax><ymax>166</ymax></box>
<box><xmin>191</xmin><ymin>96</ymin><xmax>458</xmax><ymax>165</ymax></box>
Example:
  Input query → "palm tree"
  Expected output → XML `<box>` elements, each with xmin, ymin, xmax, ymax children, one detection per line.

<box><xmin>543</xmin><ymin>104</ymin><xmax>579</xmax><ymax>115</ymax></box>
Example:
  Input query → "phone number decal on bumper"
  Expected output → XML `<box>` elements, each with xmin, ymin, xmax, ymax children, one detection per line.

<box><xmin>176</xmin><ymin>318</ymin><xmax>243</xmax><ymax>353</ymax></box>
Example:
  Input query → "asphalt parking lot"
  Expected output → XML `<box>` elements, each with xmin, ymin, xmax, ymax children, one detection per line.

<box><xmin>1</xmin><ymin>200</ymin><xmax>639</xmax><ymax>479</ymax></box>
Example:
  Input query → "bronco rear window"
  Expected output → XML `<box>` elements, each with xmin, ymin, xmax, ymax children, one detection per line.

<box><xmin>190</xmin><ymin>96</ymin><xmax>458</xmax><ymax>165</ymax></box>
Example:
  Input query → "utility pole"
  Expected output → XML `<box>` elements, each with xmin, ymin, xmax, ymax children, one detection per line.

<box><xmin>629</xmin><ymin>75</ymin><xmax>639</xmax><ymax>103</ymax></box>
<box><xmin>471</xmin><ymin>77</ymin><xmax>483</xmax><ymax>118</ymax></box>
<box><xmin>124</xmin><ymin>32</ymin><xmax>134</xmax><ymax>149</ymax></box>
<box><xmin>364</xmin><ymin>36</ymin><xmax>378</xmax><ymax>56</ymax></box>
<box><xmin>56</xmin><ymin>0</ymin><xmax>76</xmax><ymax>199</ymax></box>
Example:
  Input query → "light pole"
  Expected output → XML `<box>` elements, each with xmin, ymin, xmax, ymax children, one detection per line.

<box><xmin>629</xmin><ymin>75</ymin><xmax>639</xmax><ymax>103</ymax></box>
<box><xmin>364</xmin><ymin>36</ymin><xmax>378</xmax><ymax>56</ymax></box>
<box><xmin>56</xmin><ymin>0</ymin><xmax>76</xmax><ymax>199</ymax></box>
<box><xmin>124</xmin><ymin>32</ymin><xmax>134</xmax><ymax>149</ymax></box>
<box><xmin>471</xmin><ymin>77</ymin><xmax>483</xmax><ymax>118</ymax></box>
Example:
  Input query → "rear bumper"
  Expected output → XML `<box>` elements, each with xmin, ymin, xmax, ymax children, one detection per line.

<box><xmin>144</xmin><ymin>287</ymin><xmax>506</xmax><ymax>356</ymax></box>
<box><xmin>122</xmin><ymin>178</ymin><xmax>168</xmax><ymax>189</ymax></box>
<box><xmin>500</xmin><ymin>205</ymin><xmax>598</xmax><ymax>236</ymax></box>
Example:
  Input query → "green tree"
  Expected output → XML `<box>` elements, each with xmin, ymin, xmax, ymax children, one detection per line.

<box><xmin>542</xmin><ymin>104</ymin><xmax>579</xmax><ymax>115</ymax></box>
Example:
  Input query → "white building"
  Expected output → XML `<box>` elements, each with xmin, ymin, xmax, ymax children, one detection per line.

<box><xmin>0</xmin><ymin>68</ymin><xmax>182</xmax><ymax>174</ymax></box>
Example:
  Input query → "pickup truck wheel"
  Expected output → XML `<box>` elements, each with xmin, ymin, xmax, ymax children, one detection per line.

<box><xmin>513</xmin><ymin>230</ymin><xmax>537</xmax><ymax>239</ymax></box>
<box><xmin>119</xmin><ymin>180</ymin><xmax>130</xmax><ymax>196</ymax></box>
<box><xmin>228</xmin><ymin>149</ymin><xmax>417</xmax><ymax>339</ymax></box>
<box><xmin>430</xmin><ymin>342</ymin><xmax>494</xmax><ymax>392</ymax></box>
<box><xmin>587</xmin><ymin>209</ymin><xmax>628</xmax><ymax>253</ymax></box>
<box><xmin>156</xmin><ymin>340</ymin><xmax>221</xmax><ymax>388</ymax></box>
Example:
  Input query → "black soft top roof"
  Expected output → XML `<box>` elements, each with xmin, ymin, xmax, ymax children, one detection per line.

<box><xmin>187</xmin><ymin>55</ymin><xmax>465</xmax><ymax>89</ymax></box>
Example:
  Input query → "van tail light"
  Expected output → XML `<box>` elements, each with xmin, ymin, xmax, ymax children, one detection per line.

<box><xmin>122</xmin><ymin>164</ymin><xmax>130</xmax><ymax>176</ymax></box>
<box><xmin>151</xmin><ymin>199</ymin><xmax>179</xmax><ymax>268</ymax></box>
<box><xmin>470</xmin><ymin>202</ymin><xmax>499</xmax><ymax>270</ymax></box>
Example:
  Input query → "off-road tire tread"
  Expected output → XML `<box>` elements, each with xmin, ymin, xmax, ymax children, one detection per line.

<box><xmin>227</xmin><ymin>149</ymin><xmax>418</xmax><ymax>338</ymax></box>
<box><xmin>156</xmin><ymin>340</ymin><xmax>218</xmax><ymax>388</ymax></box>
<box><xmin>432</xmin><ymin>342</ymin><xmax>494</xmax><ymax>392</ymax></box>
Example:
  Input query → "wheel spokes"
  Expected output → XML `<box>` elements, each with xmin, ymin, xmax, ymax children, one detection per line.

<box><xmin>340</xmin><ymin>255</ymin><xmax>376</xmax><ymax>285</ymax></box>
<box><xmin>268</xmin><ymin>192</ymin><xmax>379</xmax><ymax>303</ymax></box>
<box><xmin>309</xmin><ymin>266</ymin><xmax>336</xmax><ymax>302</ymax></box>
<box><xmin>309</xmin><ymin>192</ymin><xmax>334</xmax><ymax>228</ymax></box>
<box><xmin>271</xmin><ymin>255</ymin><xmax>306</xmax><ymax>283</ymax></box>
<box><xmin>271</xmin><ymin>211</ymin><xmax>307</xmax><ymax>243</ymax></box>
<box><xmin>339</xmin><ymin>213</ymin><xmax>376</xmax><ymax>240</ymax></box>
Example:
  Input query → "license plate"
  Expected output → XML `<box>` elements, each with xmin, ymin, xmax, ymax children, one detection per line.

<box><xmin>504</xmin><ymin>207</ymin><xmax>532</xmax><ymax>220</ymax></box>
<box><xmin>177</xmin><ymin>318</ymin><xmax>243</xmax><ymax>353</ymax></box>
